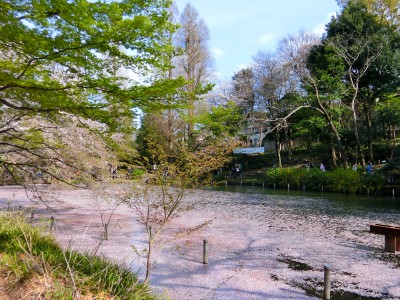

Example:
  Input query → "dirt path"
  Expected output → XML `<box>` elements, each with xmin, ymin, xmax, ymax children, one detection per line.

<box><xmin>1</xmin><ymin>185</ymin><xmax>399</xmax><ymax>300</ymax></box>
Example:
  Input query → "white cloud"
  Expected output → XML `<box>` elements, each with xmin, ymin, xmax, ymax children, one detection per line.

<box><xmin>258</xmin><ymin>33</ymin><xmax>275</xmax><ymax>44</ymax></box>
<box><xmin>312</xmin><ymin>24</ymin><xmax>326</xmax><ymax>36</ymax></box>
<box><xmin>312</xmin><ymin>12</ymin><xmax>337</xmax><ymax>36</ymax></box>
<box><xmin>212</xmin><ymin>48</ymin><xmax>224</xmax><ymax>57</ymax></box>
<box><xmin>235</xmin><ymin>63</ymin><xmax>251</xmax><ymax>72</ymax></box>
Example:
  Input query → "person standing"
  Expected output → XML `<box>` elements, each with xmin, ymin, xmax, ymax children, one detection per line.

<box><xmin>366</xmin><ymin>162</ymin><xmax>373</xmax><ymax>174</ymax></box>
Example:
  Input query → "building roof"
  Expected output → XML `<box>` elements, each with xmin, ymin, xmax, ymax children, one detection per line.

<box><xmin>233</xmin><ymin>147</ymin><xmax>265</xmax><ymax>155</ymax></box>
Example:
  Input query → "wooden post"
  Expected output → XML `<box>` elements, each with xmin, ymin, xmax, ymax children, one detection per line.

<box><xmin>203</xmin><ymin>240</ymin><xmax>208</xmax><ymax>264</ymax></box>
<box><xmin>323</xmin><ymin>265</ymin><xmax>331</xmax><ymax>300</ymax></box>
<box><xmin>384</xmin><ymin>235</ymin><xmax>400</xmax><ymax>252</ymax></box>
<box><xmin>30</xmin><ymin>210</ymin><xmax>34</xmax><ymax>222</ymax></box>
<box><xmin>104</xmin><ymin>224</ymin><xmax>108</xmax><ymax>240</ymax></box>
<box><xmin>50</xmin><ymin>216</ymin><xmax>55</xmax><ymax>232</ymax></box>
<box><xmin>7</xmin><ymin>202</ymin><xmax>10</xmax><ymax>211</ymax></box>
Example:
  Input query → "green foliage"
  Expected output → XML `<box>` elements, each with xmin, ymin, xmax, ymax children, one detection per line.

<box><xmin>0</xmin><ymin>0</ymin><xmax>180</xmax><ymax>124</ymax></box>
<box><xmin>196</xmin><ymin>101</ymin><xmax>244</xmax><ymax>137</ymax></box>
<box><xmin>325</xmin><ymin>168</ymin><xmax>363</xmax><ymax>193</ymax></box>
<box><xmin>264</xmin><ymin>166</ymin><xmax>384</xmax><ymax>194</ymax></box>
<box><xmin>302</xmin><ymin>168</ymin><xmax>328</xmax><ymax>190</ymax></box>
<box><xmin>131</xmin><ymin>168</ymin><xmax>145</xmax><ymax>179</ymax></box>
<box><xmin>376</xmin><ymin>96</ymin><xmax>400</xmax><ymax>133</ymax></box>
<box><xmin>0</xmin><ymin>0</ymin><xmax>185</xmax><ymax>184</ymax></box>
<box><xmin>361</xmin><ymin>172</ymin><xmax>385</xmax><ymax>193</ymax></box>
<box><xmin>265</xmin><ymin>167</ymin><xmax>306</xmax><ymax>187</ymax></box>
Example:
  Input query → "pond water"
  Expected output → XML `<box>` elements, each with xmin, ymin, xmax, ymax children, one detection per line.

<box><xmin>209</xmin><ymin>185</ymin><xmax>400</xmax><ymax>214</ymax></box>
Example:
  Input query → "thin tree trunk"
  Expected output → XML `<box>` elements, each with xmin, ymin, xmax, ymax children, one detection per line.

<box><xmin>391</xmin><ymin>124</ymin><xmax>396</xmax><ymax>160</ymax></box>
<box><xmin>275</xmin><ymin>131</ymin><xmax>282</xmax><ymax>168</ymax></box>
<box><xmin>144</xmin><ymin>227</ymin><xmax>152</xmax><ymax>284</ymax></box>
<box><xmin>330</xmin><ymin>137</ymin><xmax>337</xmax><ymax>168</ymax></box>
<box><xmin>366</xmin><ymin>107</ymin><xmax>374</xmax><ymax>162</ymax></box>
<box><xmin>285</xmin><ymin>127</ymin><xmax>292</xmax><ymax>161</ymax></box>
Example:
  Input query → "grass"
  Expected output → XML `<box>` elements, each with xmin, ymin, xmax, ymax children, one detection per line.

<box><xmin>0</xmin><ymin>212</ymin><xmax>157</xmax><ymax>300</ymax></box>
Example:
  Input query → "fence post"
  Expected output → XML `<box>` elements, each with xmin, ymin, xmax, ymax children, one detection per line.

<box><xmin>30</xmin><ymin>210</ymin><xmax>34</xmax><ymax>222</ymax></box>
<box><xmin>7</xmin><ymin>202</ymin><xmax>10</xmax><ymax>211</ymax></box>
<box><xmin>323</xmin><ymin>265</ymin><xmax>331</xmax><ymax>300</ymax></box>
<box><xmin>104</xmin><ymin>224</ymin><xmax>108</xmax><ymax>240</ymax></box>
<box><xmin>50</xmin><ymin>216</ymin><xmax>55</xmax><ymax>232</ymax></box>
<box><xmin>203</xmin><ymin>240</ymin><xmax>208</xmax><ymax>264</ymax></box>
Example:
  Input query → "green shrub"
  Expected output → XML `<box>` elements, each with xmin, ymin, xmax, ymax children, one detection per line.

<box><xmin>325</xmin><ymin>168</ymin><xmax>362</xmax><ymax>193</ymax></box>
<box><xmin>303</xmin><ymin>168</ymin><xmax>327</xmax><ymax>190</ymax></box>
<box><xmin>361</xmin><ymin>173</ymin><xmax>385</xmax><ymax>193</ymax></box>
<box><xmin>264</xmin><ymin>166</ymin><xmax>386</xmax><ymax>194</ymax></box>
<box><xmin>131</xmin><ymin>168</ymin><xmax>145</xmax><ymax>179</ymax></box>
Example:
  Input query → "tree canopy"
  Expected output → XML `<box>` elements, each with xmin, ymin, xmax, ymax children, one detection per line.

<box><xmin>0</xmin><ymin>0</ymin><xmax>184</xmax><ymax>183</ymax></box>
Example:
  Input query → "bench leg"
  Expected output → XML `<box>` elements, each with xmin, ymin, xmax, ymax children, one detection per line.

<box><xmin>384</xmin><ymin>235</ymin><xmax>400</xmax><ymax>253</ymax></box>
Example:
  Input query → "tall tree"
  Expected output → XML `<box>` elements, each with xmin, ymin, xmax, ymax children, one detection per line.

<box><xmin>323</xmin><ymin>1</ymin><xmax>400</xmax><ymax>162</ymax></box>
<box><xmin>337</xmin><ymin>0</ymin><xmax>400</xmax><ymax>27</ymax></box>
<box><xmin>0</xmin><ymin>0</ymin><xmax>183</xmax><ymax>182</ymax></box>
<box><xmin>252</xmin><ymin>51</ymin><xmax>295</xmax><ymax>167</ymax></box>
<box><xmin>175</xmin><ymin>3</ymin><xmax>214</xmax><ymax>146</ymax></box>
<box><xmin>231</xmin><ymin>68</ymin><xmax>256</xmax><ymax>116</ymax></box>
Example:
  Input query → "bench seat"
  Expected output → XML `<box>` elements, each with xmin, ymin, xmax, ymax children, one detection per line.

<box><xmin>370</xmin><ymin>224</ymin><xmax>400</xmax><ymax>253</ymax></box>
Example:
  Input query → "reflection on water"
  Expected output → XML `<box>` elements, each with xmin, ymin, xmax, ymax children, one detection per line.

<box><xmin>206</xmin><ymin>185</ymin><xmax>400</xmax><ymax>217</ymax></box>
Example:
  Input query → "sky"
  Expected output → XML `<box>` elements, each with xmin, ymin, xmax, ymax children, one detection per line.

<box><xmin>173</xmin><ymin>0</ymin><xmax>340</xmax><ymax>80</ymax></box>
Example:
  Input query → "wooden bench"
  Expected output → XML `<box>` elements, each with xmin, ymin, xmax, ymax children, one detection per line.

<box><xmin>370</xmin><ymin>224</ymin><xmax>400</xmax><ymax>253</ymax></box>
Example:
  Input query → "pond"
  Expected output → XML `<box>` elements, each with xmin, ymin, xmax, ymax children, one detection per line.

<box><xmin>208</xmin><ymin>185</ymin><xmax>400</xmax><ymax>218</ymax></box>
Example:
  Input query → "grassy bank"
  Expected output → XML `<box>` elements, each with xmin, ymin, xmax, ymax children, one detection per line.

<box><xmin>218</xmin><ymin>167</ymin><xmax>389</xmax><ymax>195</ymax></box>
<box><xmin>0</xmin><ymin>212</ymin><xmax>156</xmax><ymax>300</ymax></box>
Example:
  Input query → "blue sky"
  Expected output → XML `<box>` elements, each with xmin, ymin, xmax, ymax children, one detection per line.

<box><xmin>173</xmin><ymin>1</ymin><xmax>340</xmax><ymax>79</ymax></box>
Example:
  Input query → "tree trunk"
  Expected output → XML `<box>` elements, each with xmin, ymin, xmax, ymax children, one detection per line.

<box><xmin>352</xmin><ymin>108</ymin><xmax>365</xmax><ymax>166</ymax></box>
<box><xmin>330</xmin><ymin>137</ymin><xmax>337</xmax><ymax>168</ymax></box>
<box><xmin>144</xmin><ymin>227</ymin><xmax>152</xmax><ymax>284</ymax></box>
<box><xmin>365</xmin><ymin>106</ymin><xmax>374</xmax><ymax>162</ymax></box>
<box><xmin>285</xmin><ymin>127</ymin><xmax>292</xmax><ymax>162</ymax></box>
<box><xmin>275</xmin><ymin>131</ymin><xmax>282</xmax><ymax>168</ymax></box>
<box><xmin>391</xmin><ymin>124</ymin><xmax>396</xmax><ymax>160</ymax></box>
